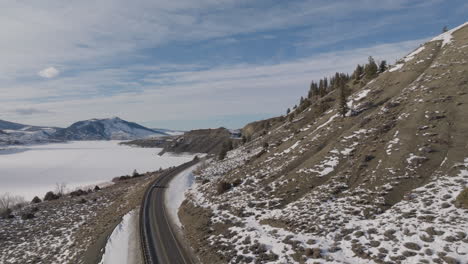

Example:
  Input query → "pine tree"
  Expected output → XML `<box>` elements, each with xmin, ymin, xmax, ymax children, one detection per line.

<box><xmin>378</xmin><ymin>60</ymin><xmax>388</xmax><ymax>73</ymax></box>
<box><xmin>353</xmin><ymin>64</ymin><xmax>364</xmax><ymax>80</ymax></box>
<box><xmin>337</xmin><ymin>79</ymin><xmax>348</xmax><ymax>117</ymax></box>
<box><xmin>364</xmin><ymin>56</ymin><xmax>378</xmax><ymax>79</ymax></box>
<box><xmin>286</xmin><ymin>108</ymin><xmax>291</xmax><ymax>115</ymax></box>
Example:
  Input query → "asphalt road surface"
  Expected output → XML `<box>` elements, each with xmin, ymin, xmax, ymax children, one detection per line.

<box><xmin>140</xmin><ymin>160</ymin><xmax>198</xmax><ymax>264</ymax></box>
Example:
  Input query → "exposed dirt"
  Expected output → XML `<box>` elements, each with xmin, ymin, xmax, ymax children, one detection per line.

<box><xmin>123</xmin><ymin>127</ymin><xmax>237</xmax><ymax>155</ymax></box>
<box><xmin>179</xmin><ymin>23</ymin><xmax>468</xmax><ymax>263</ymax></box>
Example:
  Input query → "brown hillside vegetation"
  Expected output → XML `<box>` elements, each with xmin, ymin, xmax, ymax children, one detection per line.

<box><xmin>180</xmin><ymin>23</ymin><xmax>468</xmax><ymax>263</ymax></box>
<box><xmin>123</xmin><ymin>127</ymin><xmax>236</xmax><ymax>155</ymax></box>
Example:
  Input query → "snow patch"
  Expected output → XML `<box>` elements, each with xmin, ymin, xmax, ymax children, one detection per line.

<box><xmin>404</xmin><ymin>46</ymin><xmax>425</xmax><ymax>62</ymax></box>
<box><xmin>430</xmin><ymin>22</ymin><xmax>468</xmax><ymax>47</ymax></box>
<box><xmin>389</xmin><ymin>63</ymin><xmax>404</xmax><ymax>72</ymax></box>
<box><xmin>99</xmin><ymin>210</ymin><xmax>139</xmax><ymax>264</ymax></box>
<box><xmin>165</xmin><ymin>163</ymin><xmax>199</xmax><ymax>227</ymax></box>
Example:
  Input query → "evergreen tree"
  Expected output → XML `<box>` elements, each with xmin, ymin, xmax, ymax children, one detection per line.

<box><xmin>353</xmin><ymin>64</ymin><xmax>364</xmax><ymax>80</ymax></box>
<box><xmin>337</xmin><ymin>79</ymin><xmax>348</xmax><ymax>117</ymax></box>
<box><xmin>286</xmin><ymin>108</ymin><xmax>291</xmax><ymax>115</ymax></box>
<box><xmin>378</xmin><ymin>60</ymin><xmax>388</xmax><ymax>73</ymax></box>
<box><xmin>364</xmin><ymin>56</ymin><xmax>378</xmax><ymax>79</ymax></box>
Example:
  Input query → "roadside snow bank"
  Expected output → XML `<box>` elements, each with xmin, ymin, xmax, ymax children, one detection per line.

<box><xmin>99</xmin><ymin>210</ymin><xmax>139</xmax><ymax>264</ymax></box>
<box><xmin>165</xmin><ymin>163</ymin><xmax>200</xmax><ymax>227</ymax></box>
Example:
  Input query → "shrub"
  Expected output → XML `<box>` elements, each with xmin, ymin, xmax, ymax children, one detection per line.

<box><xmin>94</xmin><ymin>185</ymin><xmax>101</xmax><ymax>191</ymax></box>
<box><xmin>70</xmin><ymin>189</ymin><xmax>87</xmax><ymax>197</ymax></box>
<box><xmin>217</xmin><ymin>181</ymin><xmax>231</xmax><ymax>194</ymax></box>
<box><xmin>31</xmin><ymin>196</ymin><xmax>42</xmax><ymax>204</ymax></box>
<box><xmin>44</xmin><ymin>191</ymin><xmax>60</xmax><ymax>201</ymax></box>
<box><xmin>0</xmin><ymin>193</ymin><xmax>25</xmax><ymax>212</ymax></box>
<box><xmin>455</xmin><ymin>187</ymin><xmax>468</xmax><ymax>209</ymax></box>
<box><xmin>0</xmin><ymin>208</ymin><xmax>13</xmax><ymax>219</ymax></box>
<box><xmin>232</xmin><ymin>179</ymin><xmax>242</xmax><ymax>187</ymax></box>
<box><xmin>21</xmin><ymin>212</ymin><xmax>35</xmax><ymax>220</ymax></box>
<box><xmin>305</xmin><ymin>248</ymin><xmax>322</xmax><ymax>259</ymax></box>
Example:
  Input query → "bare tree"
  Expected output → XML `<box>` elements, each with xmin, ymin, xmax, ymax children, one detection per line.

<box><xmin>55</xmin><ymin>183</ymin><xmax>67</xmax><ymax>196</ymax></box>
<box><xmin>0</xmin><ymin>193</ymin><xmax>13</xmax><ymax>212</ymax></box>
<box><xmin>0</xmin><ymin>193</ymin><xmax>25</xmax><ymax>212</ymax></box>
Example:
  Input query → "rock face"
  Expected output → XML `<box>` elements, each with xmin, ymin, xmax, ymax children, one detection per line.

<box><xmin>179</xmin><ymin>23</ymin><xmax>468</xmax><ymax>263</ymax></box>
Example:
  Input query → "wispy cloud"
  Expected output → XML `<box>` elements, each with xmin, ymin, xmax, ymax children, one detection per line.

<box><xmin>0</xmin><ymin>0</ymin><xmax>465</xmax><ymax>129</ymax></box>
<box><xmin>11</xmin><ymin>108</ymin><xmax>52</xmax><ymax>116</ymax></box>
<box><xmin>0</xmin><ymin>38</ymin><xmax>423</xmax><ymax>129</ymax></box>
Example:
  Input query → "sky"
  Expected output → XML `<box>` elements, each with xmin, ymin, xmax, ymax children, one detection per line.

<box><xmin>0</xmin><ymin>0</ymin><xmax>466</xmax><ymax>130</ymax></box>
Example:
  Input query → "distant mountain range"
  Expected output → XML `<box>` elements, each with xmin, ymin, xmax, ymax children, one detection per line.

<box><xmin>0</xmin><ymin>117</ymin><xmax>175</xmax><ymax>146</ymax></box>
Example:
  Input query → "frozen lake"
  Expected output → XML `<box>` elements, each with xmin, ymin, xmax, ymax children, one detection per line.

<box><xmin>0</xmin><ymin>141</ymin><xmax>194</xmax><ymax>200</ymax></box>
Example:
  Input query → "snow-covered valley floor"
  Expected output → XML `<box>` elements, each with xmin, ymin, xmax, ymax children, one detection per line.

<box><xmin>0</xmin><ymin>141</ymin><xmax>193</xmax><ymax>200</ymax></box>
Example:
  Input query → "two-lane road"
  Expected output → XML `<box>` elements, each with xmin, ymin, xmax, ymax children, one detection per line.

<box><xmin>140</xmin><ymin>160</ymin><xmax>198</xmax><ymax>264</ymax></box>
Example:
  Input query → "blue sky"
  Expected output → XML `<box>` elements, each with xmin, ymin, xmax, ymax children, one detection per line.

<box><xmin>0</xmin><ymin>0</ymin><xmax>466</xmax><ymax>130</ymax></box>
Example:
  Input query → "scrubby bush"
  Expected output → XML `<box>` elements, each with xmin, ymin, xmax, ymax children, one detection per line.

<box><xmin>21</xmin><ymin>212</ymin><xmax>35</xmax><ymax>220</ymax></box>
<box><xmin>0</xmin><ymin>208</ymin><xmax>13</xmax><ymax>219</ymax></box>
<box><xmin>94</xmin><ymin>185</ymin><xmax>101</xmax><ymax>191</ymax></box>
<box><xmin>232</xmin><ymin>178</ymin><xmax>242</xmax><ymax>187</ymax></box>
<box><xmin>1</xmin><ymin>193</ymin><xmax>25</xmax><ymax>214</ymax></box>
<box><xmin>44</xmin><ymin>191</ymin><xmax>60</xmax><ymax>201</ymax></box>
<box><xmin>218</xmin><ymin>140</ymin><xmax>234</xmax><ymax>160</ymax></box>
<box><xmin>55</xmin><ymin>183</ymin><xmax>67</xmax><ymax>196</ymax></box>
<box><xmin>31</xmin><ymin>196</ymin><xmax>42</xmax><ymax>204</ymax></box>
<box><xmin>217</xmin><ymin>181</ymin><xmax>231</xmax><ymax>194</ymax></box>
<box><xmin>70</xmin><ymin>189</ymin><xmax>87</xmax><ymax>197</ymax></box>
<box><xmin>455</xmin><ymin>187</ymin><xmax>468</xmax><ymax>208</ymax></box>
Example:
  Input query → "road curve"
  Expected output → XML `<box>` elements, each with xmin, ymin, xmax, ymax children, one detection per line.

<box><xmin>140</xmin><ymin>160</ymin><xmax>198</xmax><ymax>264</ymax></box>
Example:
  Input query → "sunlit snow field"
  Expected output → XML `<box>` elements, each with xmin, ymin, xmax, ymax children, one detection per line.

<box><xmin>0</xmin><ymin>141</ymin><xmax>193</xmax><ymax>200</ymax></box>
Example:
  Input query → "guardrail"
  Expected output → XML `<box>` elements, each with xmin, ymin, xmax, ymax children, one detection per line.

<box><xmin>139</xmin><ymin>159</ymin><xmax>198</xmax><ymax>264</ymax></box>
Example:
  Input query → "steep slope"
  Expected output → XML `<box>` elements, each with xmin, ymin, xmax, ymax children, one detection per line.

<box><xmin>179</xmin><ymin>23</ymin><xmax>468</xmax><ymax>263</ymax></box>
<box><xmin>51</xmin><ymin>117</ymin><xmax>165</xmax><ymax>140</ymax></box>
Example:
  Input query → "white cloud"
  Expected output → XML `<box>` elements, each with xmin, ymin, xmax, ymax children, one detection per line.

<box><xmin>0</xmin><ymin>38</ymin><xmax>423</xmax><ymax>128</ymax></box>
<box><xmin>0</xmin><ymin>0</ymin><xmax>461</xmax><ymax>128</ymax></box>
<box><xmin>38</xmin><ymin>67</ymin><xmax>59</xmax><ymax>78</ymax></box>
<box><xmin>0</xmin><ymin>0</ymin><xmax>444</xmax><ymax>79</ymax></box>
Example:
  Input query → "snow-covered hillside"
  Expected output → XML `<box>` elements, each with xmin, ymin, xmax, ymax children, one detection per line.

<box><xmin>0</xmin><ymin>120</ymin><xmax>59</xmax><ymax>146</ymax></box>
<box><xmin>179</xmin><ymin>22</ymin><xmax>468</xmax><ymax>264</ymax></box>
<box><xmin>52</xmin><ymin>117</ymin><xmax>166</xmax><ymax>140</ymax></box>
<box><xmin>0</xmin><ymin>117</ymin><xmax>167</xmax><ymax>145</ymax></box>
